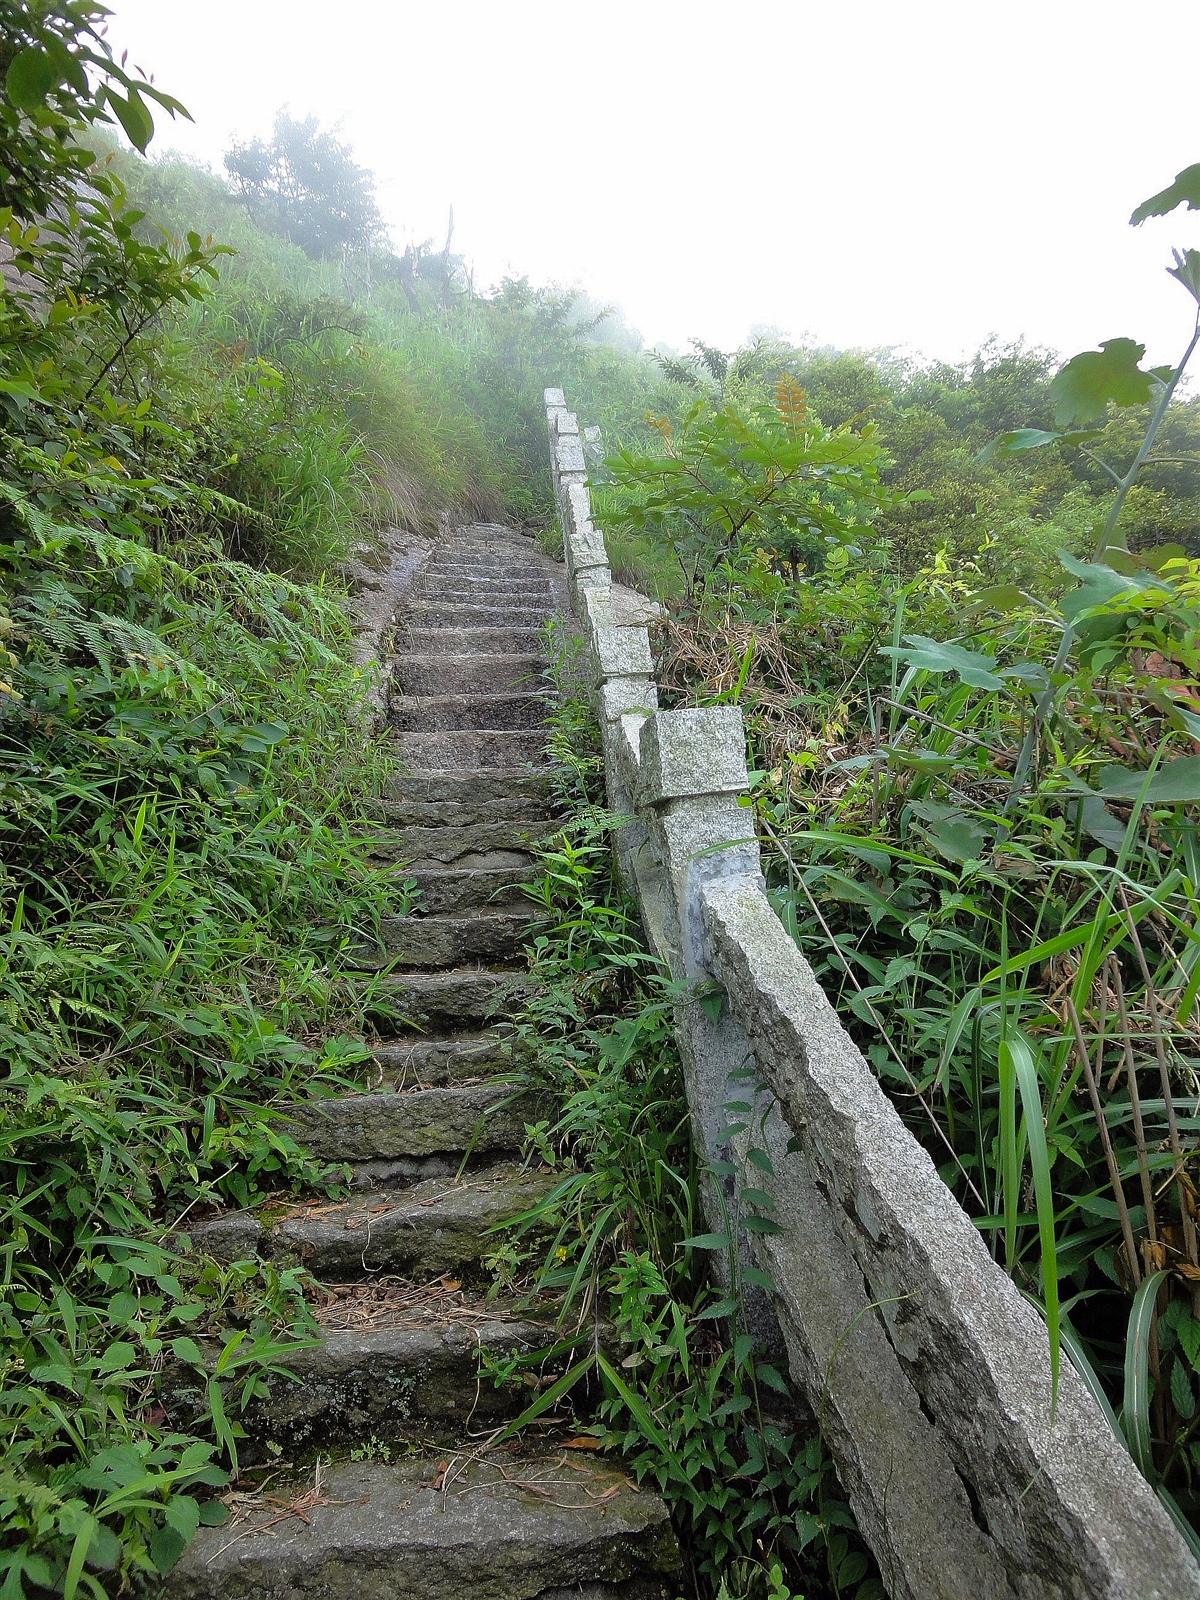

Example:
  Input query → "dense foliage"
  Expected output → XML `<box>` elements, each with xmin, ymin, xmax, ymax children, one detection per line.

<box><xmin>597</xmin><ymin>171</ymin><xmax>1200</xmax><ymax>1553</ymax></box>
<box><xmin>0</xmin><ymin>9</ymin><xmax>422</xmax><ymax>1594</ymax></box>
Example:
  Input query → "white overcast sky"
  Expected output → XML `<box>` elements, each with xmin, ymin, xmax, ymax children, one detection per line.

<box><xmin>107</xmin><ymin>0</ymin><xmax>1200</xmax><ymax>368</ymax></box>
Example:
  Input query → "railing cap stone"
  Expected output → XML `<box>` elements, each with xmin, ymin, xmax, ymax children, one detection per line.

<box><xmin>639</xmin><ymin>707</ymin><xmax>749</xmax><ymax>801</ymax></box>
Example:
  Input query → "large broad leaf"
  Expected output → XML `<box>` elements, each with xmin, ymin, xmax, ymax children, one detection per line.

<box><xmin>879</xmin><ymin>634</ymin><xmax>1005</xmax><ymax>690</ymax></box>
<box><xmin>1096</xmin><ymin>757</ymin><xmax>1200</xmax><ymax>804</ymax></box>
<box><xmin>6</xmin><ymin>47</ymin><xmax>59</xmax><ymax>110</ymax></box>
<box><xmin>1130</xmin><ymin>164</ymin><xmax>1200</xmax><ymax>226</ymax></box>
<box><xmin>925</xmin><ymin>814</ymin><xmax>989</xmax><ymax>864</ymax></box>
<box><xmin>1068</xmin><ymin>795</ymin><xmax>1129</xmax><ymax>853</ymax></box>
<box><xmin>1048</xmin><ymin>339</ymin><xmax>1168</xmax><ymax>426</ymax></box>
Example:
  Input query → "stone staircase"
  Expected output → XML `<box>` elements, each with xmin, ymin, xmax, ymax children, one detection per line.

<box><xmin>165</xmin><ymin>524</ymin><xmax>680</xmax><ymax>1599</ymax></box>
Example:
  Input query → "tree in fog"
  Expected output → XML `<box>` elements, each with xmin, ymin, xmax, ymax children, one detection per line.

<box><xmin>225</xmin><ymin>110</ymin><xmax>383</xmax><ymax>259</ymax></box>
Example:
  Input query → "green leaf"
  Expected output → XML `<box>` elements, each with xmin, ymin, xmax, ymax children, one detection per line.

<box><xmin>1048</xmin><ymin>339</ymin><xmax>1160</xmax><ymax>426</ymax></box>
<box><xmin>62</xmin><ymin>1513</ymin><xmax>97</xmax><ymax>1600</ymax></box>
<box><xmin>86</xmin><ymin>1523</ymin><xmax>123</xmax><ymax>1569</ymax></box>
<box><xmin>171</xmin><ymin>1336</ymin><xmax>205</xmax><ymax>1367</ymax></box>
<box><xmin>696</xmin><ymin>1297</ymin><xmax>740</xmax><ymax>1320</ymax></box>
<box><xmin>1009</xmin><ymin>1035</ymin><xmax>1060</xmax><ymax>1412</ymax></box>
<box><xmin>924</xmin><ymin>814</ymin><xmax>989</xmax><ymax>865</ymax></box>
<box><xmin>1131</xmin><ymin>164</ymin><xmax>1200</xmax><ymax>225</ymax></box>
<box><xmin>682</xmin><ymin>1232</ymin><xmax>731</xmax><ymax>1251</ymax></box>
<box><xmin>755</xmin><ymin>1361</ymin><xmax>790</xmax><ymax>1394</ymax></box>
<box><xmin>742</xmin><ymin>1266</ymin><xmax>775</xmax><ymax>1293</ymax></box>
<box><xmin>879</xmin><ymin>635</ymin><xmax>1004</xmax><ymax>691</ymax></box>
<box><xmin>1125</xmin><ymin>1270</ymin><xmax>1169</xmax><ymax>1476</ymax></box>
<box><xmin>1096</xmin><ymin>757</ymin><xmax>1200</xmax><ymax>804</ymax></box>
<box><xmin>0</xmin><ymin>378</ymin><xmax>42</xmax><ymax>406</ymax></box>
<box><xmin>149</xmin><ymin>1523</ymin><xmax>186</xmax><ymax>1574</ymax></box>
<box><xmin>1168</xmin><ymin>248</ymin><xmax>1200</xmax><ymax>305</ymax></box>
<box><xmin>983</xmin><ymin>426</ymin><xmax>1104</xmax><ymax>461</ymax></box>
<box><xmin>596</xmin><ymin>1352</ymin><xmax>674</xmax><ymax>1458</ymax></box>
<box><xmin>966</xmin><ymin>583</ymin><xmax>1029</xmax><ymax>614</ymax></box>
<box><xmin>97</xmin><ymin>1341</ymin><xmax>138</xmax><ymax>1374</ymax></box>
<box><xmin>6</xmin><ymin>48</ymin><xmax>59</xmax><ymax>110</ymax></box>
<box><xmin>106</xmin><ymin>88</ymin><xmax>155</xmax><ymax>153</ymax></box>
<box><xmin>998</xmin><ymin>1039</ymin><xmax>1019</xmax><ymax>1274</ymax></box>
<box><xmin>1171</xmin><ymin>1358</ymin><xmax>1196</xmax><ymax>1420</ymax></box>
<box><xmin>164</xmin><ymin>1495</ymin><xmax>200</xmax><ymax>1541</ymax></box>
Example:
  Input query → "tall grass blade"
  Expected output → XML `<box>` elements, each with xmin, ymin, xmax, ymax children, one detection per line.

<box><xmin>1124</xmin><ymin>1268</ymin><xmax>1168</xmax><ymax>1478</ymax></box>
<box><xmin>1009</xmin><ymin>1033</ymin><xmax>1060</xmax><ymax>1411</ymax></box>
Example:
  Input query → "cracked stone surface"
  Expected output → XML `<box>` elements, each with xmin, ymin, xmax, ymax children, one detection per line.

<box><xmin>163</xmin><ymin>1454</ymin><xmax>680</xmax><ymax>1600</ymax></box>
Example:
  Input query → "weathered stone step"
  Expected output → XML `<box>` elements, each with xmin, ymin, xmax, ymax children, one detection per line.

<box><xmin>409</xmin><ymin>864</ymin><xmax>538</xmax><ymax>915</ymax></box>
<box><xmin>391</xmin><ymin>692</ymin><xmax>551</xmax><ymax>733</ymax></box>
<box><xmin>190</xmin><ymin>1163</ymin><xmax>556</xmax><ymax>1278</ymax></box>
<box><xmin>428</xmin><ymin>576</ymin><xmax>552</xmax><ymax>598</ymax></box>
<box><xmin>406</xmin><ymin>603</ymin><xmax>551</xmax><ymax>629</ymax></box>
<box><xmin>400</xmin><ymin>625</ymin><xmax>545</xmax><ymax>656</ymax></box>
<box><xmin>423</xmin><ymin>561</ymin><xmax>549</xmax><ymax>582</ymax></box>
<box><xmin>380</xmin><ymin>907</ymin><xmax>539</xmax><ymax>967</ymax></box>
<box><xmin>372</xmin><ymin>820</ymin><xmax>548</xmax><ymax>866</ymax></box>
<box><xmin>393</xmin><ymin>729</ymin><xmax>548</xmax><ymax>770</ymax></box>
<box><xmin>205</xmin><ymin>1303</ymin><xmax>575</xmax><ymax>1460</ymax></box>
<box><xmin>370</xmin><ymin>1032</ymin><xmax>523</xmax><ymax>1088</ymax></box>
<box><xmin>386</xmin><ymin>769</ymin><xmax>553</xmax><ymax>807</ymax></box>
<box><xmin>395</xmin><ymin>654</ymin><xmax>546</xmax><ymax>697</ymax></box>
<box><xmin>285</xmin><ymin>1082</ymin><xmax>541</xmax><ymax>1161</ymax></box>
<box><xmin>371</xmin><ymin>793</ymin><xmax>555</xmax><ymax>829</ymax></box>
<box><xmin>376</xmin><ymin>968</ymin><xmax>538</xmax><ymax>1032</ymax></box>
<box><xmin>163</xmin><ymin>1452</ymin><xmax>680</xmax><ymax>1600</ymax></box>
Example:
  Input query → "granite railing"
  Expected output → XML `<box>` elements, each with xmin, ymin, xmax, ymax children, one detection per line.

<box><xmin>544</xmin><ymin>387</ymin><xmax>1199</xmax><ymax>1600</ymax></box>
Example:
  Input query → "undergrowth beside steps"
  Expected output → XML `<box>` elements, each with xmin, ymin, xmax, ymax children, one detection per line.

<box><xmin>593</xmin><ymin>167</ymin><xmax>1200</xmax><ymax>1551</ymax></box>
<box><xmin>491</xmin><ymin>626</ymin><xmax>880</xmax><ymax>1600</ymax></box>
<box><xmin>0</xmin><ymin>11</ymin><xmax>409</xmax><ymax>1592</ymax></box>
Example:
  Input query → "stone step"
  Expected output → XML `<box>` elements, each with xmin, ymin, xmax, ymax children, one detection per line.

<box><xmin>423</xmin><ymin>562</ymin><xmax>549</xmax><ymax>582</ymax></box>
<box><xmin>406</xmin><ymin>603</ymin><xmax>552</xmax><ymax>629</ymax></box>
<box><xmin>426</xmin><ymin>576</ymin><xmax>552</xmax><ymax>597</ymax></box>
<box><xmin>163</xmin><ymin>1452</ymin><xmax>680</xmax><ymax>1600</ymax></box>
<box><xmin>195</xmin><ymin>1298</ymin><xmax>579</xmax><ymax>1460</ymax></box>
<box><xmin>284</xmin><ymin>1082</ymin><xmax>541</xmax><ymax>1161</ymax></box>
<box><xmin>380</xmin><ymin>907</ymin><xmax>539</xmax><ymax>967</ymax></box>
<box><xmin>393</xmin><ymin>729</ymin><xmax>548</xmax><ymax>770</ymax></box>
<box><xmin>386</xmin><ymin>769</ymin><xmax>553</xmax><ymax>807</ymax></box>
<box><xmin>394</xmin><ymin>654</ymin><xmax>546</xmax><ymax>697</ymax></box>
<box><xmin>376</xmin><ymin>968</ymin><xmax>538</xmax><ymax>1032</ymax></box>
<box><xmin>371</xmin><ymin>794</ymin><xmax>556</xmax><ymax>829</ymax></box>
<box><xmin>188</xmin><ymin>1164</ymin><xmax>556</xmax><ymax>1278</ymax></box>
<box><xmin>399</xmin><ymin>626</ymin><xmax>545</xmax><ymax>656</ymax></box>
<box><xmin>370</xmin><ymin>1032</ymin><xmax>523</xmax><ymax>1088</ymax></box>
<box><xmin>373</xmin><ymin>820</ymin><xmax>548</xmax><ymax>866</ymax></box>
<box><xmin>391</xmin><ymin>692</ymin><xmax>551</xmax><ymax>733</ymax></box>
<box><xmin>409</xmin><ymin>864</ymin><xmax>538</xmax><ymax>915</ymax></box>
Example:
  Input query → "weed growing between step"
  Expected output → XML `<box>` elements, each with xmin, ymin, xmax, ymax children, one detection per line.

<box><xmin>484</xmin><ymin>625</ymin><xmax>881</xmax><ymax>1600</ymax></box>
